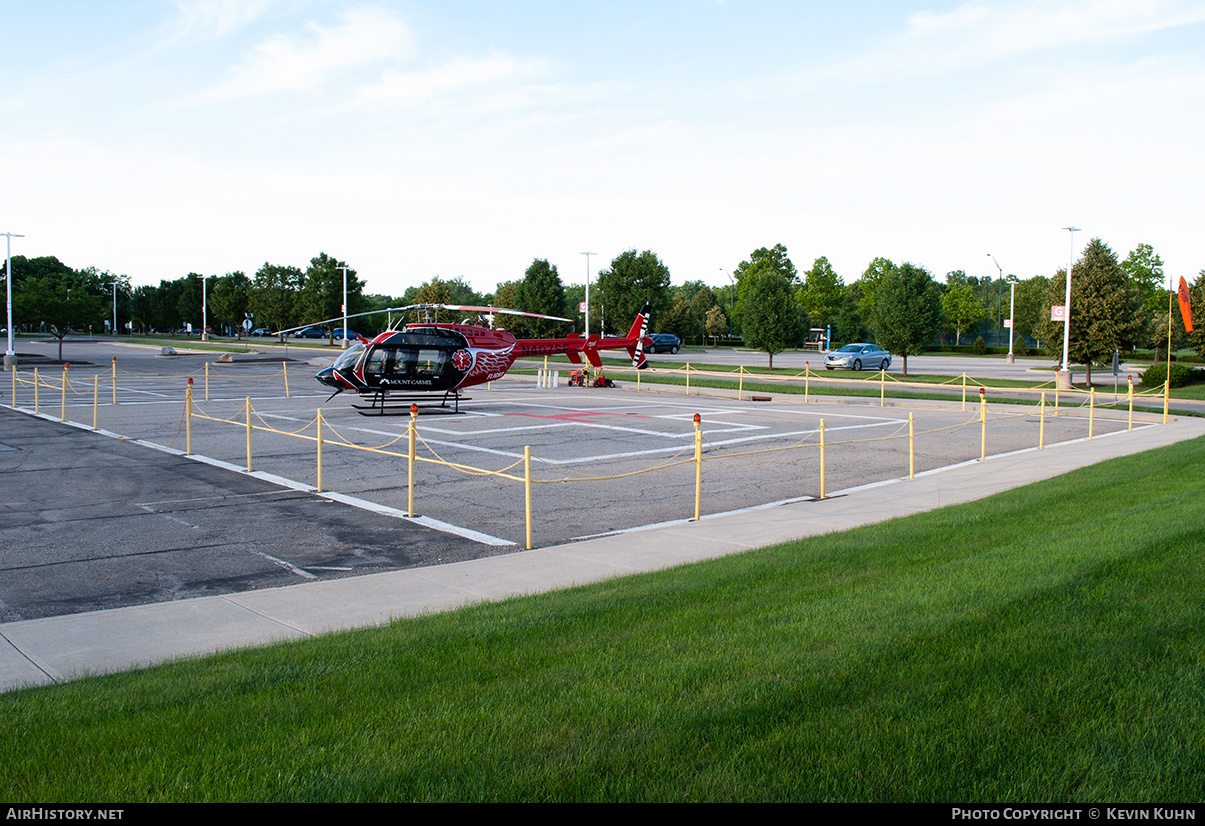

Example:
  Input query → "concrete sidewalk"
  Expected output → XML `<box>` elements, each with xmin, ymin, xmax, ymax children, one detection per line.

<box><xmin>3</xmin><ymin>414</ymin><xmax>1204</xmax><ymax>693</ymax></box>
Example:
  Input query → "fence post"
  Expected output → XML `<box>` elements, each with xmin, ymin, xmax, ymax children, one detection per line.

<box><xmin>1040</xmin><ymin>391</ymin><xmax>1046</xmax><ymax>449</ymax></box>
<box><xmin>408</xmin><ymin>404</ymin><xmax>417</xmax><ymax>517</ymax></box>
<box><xmin>60</xmin><ymin>363</ymin><xmax>68</xmax><ymax>421</ymax></box>
<box><xmin>112</xmin><ymin>357</ymin><xmax>117</xmax><ymax>405</ymax></box>
<box><xmin>245</xmin><ymin>397</ymin><xmax>252</xmax><ymax>472</ymax></box>
<box><xmin>880</xmin><ymin>369</ymin><xmax>885</xmax><ymax>407</ymax></box>
<box><xmin>33</xmin><ymin>367</ymin><xmax>39</xmax><ymax>412</ymax></box>
<box><xmin>819</xmin><ymin>419</ymin><xmax>826</xmax><ymax>500</ymax></box>
<box><xmin>1127</xmin><ymin>375</ymin><xmax>1133</xmax><ymax>431</ymax></box>
<box><xmin>1054</xmin><ymin>383</ymin><xmax>1059</xmax><ymax>415</ymax></box>
<box><xmin>1163</xmin><ymin>378</ymin><xmax>1169</xmax><ymax>424</ymax></box>
<box><xmin>804</xmin><ymin>362</ymin><xmax>809</xmax><ymax>403</ymax></box>
<box><xmin>686</xmin><ymin>363</ymin><xmax>691</xmax><ymax>394</ymax></box>
<box><xmin>524</xmin><ymin>446</ymin><xmax>533</xmax><ymax>550</ymax></box>
<box><xmin>316</xmin><ymin>408</ymin><xmax>324</xmax><ymax>493</ymax></box>
<box><xmin>185</xmin><ymin>378</ymin><xmax>193</xmax><ymax>455</ymax></box>
<box><xmin>693</xmin><ymin>413</ymin><xmax>702</xmax><ymax>521</ymax></box>
<box><xmin>908</xmin><ymin>412</ymin><xmax>914</xmax><ymax>479</ymax></box>
<box><xmin>1089</xmin><ymin>387</ymin><xmax>1095</xmax><ymax>439</ymax></box>
<box><xmin>962</xmin><ymin>372</ymin><xmax>967</xmax><ymax>411</ymax></box>
<box><xmin>284</xmin><ymin>361</ymin><xmax>290</xmax><ymax>398</ymax></box>
<box><xmin>204</xmin><ymin>362</ymin><xmax>210</xmax><ymax>401</ymax></box>
<box><xmin>10</xmin><ymin>366</ymin><xmax>15</xmax><ymax>405</ymax></box>
<box><xmin>92</xmin><ymin>375</ymin><xmax>99</xmax><ymax>430</ymax></box>
<box><xmin>738</xmin><ymin>366</ymin><xmax>744</xmax><ymax>401</ymax></box>
<box><xmin>979</xmin><ymin>387</ymin><xmax>986</xmax><ymax>462</ymax></box>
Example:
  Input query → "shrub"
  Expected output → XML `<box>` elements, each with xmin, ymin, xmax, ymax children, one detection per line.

<box><xmin>972</xmin><ymin>336</ymin><xmax>988</xmax><ymax>355</ymax></box>
<box><xmin>1012</xmin><ymin>336</ymin><xmax>1029</xmax><ymax>357</ymax></box>
<box><xmin>1141</xmin><ymin>362</ymin><xmax>1197</xmax><ymax>389</ymax></box>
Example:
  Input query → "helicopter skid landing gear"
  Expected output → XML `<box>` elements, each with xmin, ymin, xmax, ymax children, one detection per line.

<box><xmin>352</xmin><ymin>390</ymin><xmax>468</xmax><ymax>415</ymax></box>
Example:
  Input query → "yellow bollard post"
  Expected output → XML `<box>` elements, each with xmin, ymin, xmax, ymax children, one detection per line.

<box><xmin>111</xmin><ymin>357</ymin><xmax>117</xmax><ymax>405</ymax></box>
<box><xmin>11</xmin><ymin>366</ymin><xmax>15</xmax><ymax>405</ymax></box>
<box><xmin>185</xmin><ymin>378</ymin><xmax>193</xmax><ymax>455</ymax></box>
<box><xmin>1127</xmin><ymin>375</ymin><xmax>1133</xmax><ymax>431</ymax></box>
<box><xmin>204</xmin><ymin>362</ymin><xmax>210</xmax><ymax>401</ymax></box>
<box><xmin>1089</xmin><ymin>387</ymin><xmax>1095</xmax><ymax>439</ymax></box>
<box><xmin>738</xmin><ymin>365</ymin><xmax>744</xmax><ymax>401</ymax></box>
<box><xmin>92</xmin><ymin>375</ymin><xmax>99</xmax><ymax>430</ymax></box>
<box><xmin>34</xmin><ymin>367</ymin><xmax>39</xmax><ymax>413</ymax></box>
<box><xmin>880</xmin><ymin>368</ymin><xmax>885</xmax><ymax>407</ymax></box>
<box><xmin>1039</xmin><ymin>392</ymin><xmax>1046</xmax><ymax>449</ymax></box>
<box><xmin>245</xmin><ymin>397</ymin><xmax>252</xmax><ymax>472</ymax></box>
<box><xmin>316</xmin><ymin>408</ymin><xmax>323</xmax><ymax>493</ymax></box>
<box><xmin>686</xmin><ymin>362</ymin><xmax>691</xmax><ymax>394</ymax></box>
<box><xmin>524</xmin><ymin>446</ymin><xmax>533</xmax><ymax>550</ymax></box>
<box><xmin>284</xmin><ymin>361</ymin><xmax>290</xmax><ymax>398</ymax></box>
<box><xmin>805</xmin><ymin>362</ymin><xmax>810</xmax><ymax>403</ymax></box>
<box><xmin>408</xmin><ymin>404</ymin><xmax>417</xmax><ymax>517</ymax></box>
<box><xmin>819</xmin><ymin>419</ymin><xmax>826</xmax><ymax>500</ymax></box>
<box><xmin>1163</xmin><ymin>378</ymin><xmax>1169</xmax><ymax>424</ymax></box>
<box><xmin>962</xmin><ymin>372</ymin><xmax>967</xmax><ymax>411</ymax></box>
<box><xmin>693</xmin><ymin>413</ymin><xmax>702</xmax><ymax>521</ymax></box>
<box><xmin>637</xmin><ymin>368</ymin><xmax>641</xmax><ymax>392</ymax></box>
<box><xmin>1055</xmin><ymin>383</ymin><xmax>1060</xmax><ymax>416</ymax></box>
<box><xmin>908</xmin><ymin>412</ymin><xmax>914</xmax><ymax>479</ymax></box>
<box><xmin>61</xmin><ymin>363</ymin><xmax>68</xmax><ymax>421</ymax></box>
<box><xmin>979</xmin><ymin>387</ymin><xmax>986</xmax><ymax>461</ymax></box>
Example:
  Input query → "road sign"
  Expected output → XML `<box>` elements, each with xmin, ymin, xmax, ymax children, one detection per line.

<box><xmin>1051</xmin><ymin>305</ymin><xmax>1067</xmax><ymax>321</ymax></box>
<box><xmin>243</xmin><ymin>318</ymin><xmax>253</xmax><ymax>331</ymax></box>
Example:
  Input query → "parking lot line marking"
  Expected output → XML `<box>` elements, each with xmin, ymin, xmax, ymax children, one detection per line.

<box><xmin>253</xmin><ymin>551</ymin><xmax>319</xmax><ymax>580</ymax></box>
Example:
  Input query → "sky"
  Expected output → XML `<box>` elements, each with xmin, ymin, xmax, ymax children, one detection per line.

<box><xmin>3</xmin><ymin>0</ymin><xmax>1203</xmax><ymax>297</ymax></box>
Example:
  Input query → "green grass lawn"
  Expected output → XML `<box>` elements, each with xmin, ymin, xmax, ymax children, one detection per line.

<box><xmin>3</xmin><ymin>438</ymin><xmax>1203</xmax><ymax>802</ymax></box>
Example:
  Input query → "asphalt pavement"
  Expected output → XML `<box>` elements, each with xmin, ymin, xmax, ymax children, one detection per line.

<box><xmin>3</xmin><ymin>385</ymin><xmax>1203</xmax><ymax>693</ymax></box>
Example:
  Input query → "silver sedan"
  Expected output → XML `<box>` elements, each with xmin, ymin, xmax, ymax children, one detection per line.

<box><xmin>824</xmin><ymin>343</ymin><xmax>892</xmax><ymax>371</ymax></box>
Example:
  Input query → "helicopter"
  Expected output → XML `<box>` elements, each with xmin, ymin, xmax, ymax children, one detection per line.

<box><xmin>289</xmin><ymin>303</ymin><xmax>653</xmax><ymax>413</ymax></box>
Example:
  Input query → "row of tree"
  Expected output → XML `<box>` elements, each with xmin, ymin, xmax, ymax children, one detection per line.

<box><xmin>5</xmin><ymin>240</ymin><xmax>1196</xmax><ymax>376</ymax></box>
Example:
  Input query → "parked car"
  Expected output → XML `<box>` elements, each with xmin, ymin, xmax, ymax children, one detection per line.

<box><xmin>332</xmin><ymin>328</ymin><xmax>359</xmax><ymax>341</ymax></box>
<box><xmin>824</xmin><ymin>343</ymin><xmax>891</xmax><ymax>371</ymax></box>
<box><xmin>294</xmin><ymin>326</ymin><xmax>327</xmax><ymax>339</ymax></box>
<box><xmin>647</xmin><ymin>333</ymin><xmax>680</xmax><ymax>354</ymax></box>
<box><xmin>250</xmin><ymin>327</ymin><xmax>274</xmax><ymax>337</ymax></box>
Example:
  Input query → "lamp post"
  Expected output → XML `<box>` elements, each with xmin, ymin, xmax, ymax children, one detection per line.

<box><xmin>1058</xmin><ymin>227</ymin><xmax>1081</xmax><ymax>389</ymax></box>
<box><xmin>201</xmin><ymin>274</ymin><xmax>214</xmax><ymax>341</ymax></box>
<box><xmin>1006</xmin><ymin>276</ymin><xmax>1018</xmax><ymax>363</ymax></box>
<box><xmin>111</xmin><ymin>281</ymin><xmax>118</xmax><ymax>338</ymax></box>
<box><xmin>338</xmin><ymin>265</ymin><xmax>352</xmax><ymax>348</ymax></box>
<box><xmin>987</xmin><ymin>253</ymin><xmax>1003</xmax><ymax>344</ymax></box>
<box><xmin>3</xmin><ymin>231</ymin><xmax>23</xmax><ymax>370</ymax></box>
<box><xmin>581</xmin><ymin>252</ymin><xmax>596</xmax><ymax>335</ymax></box>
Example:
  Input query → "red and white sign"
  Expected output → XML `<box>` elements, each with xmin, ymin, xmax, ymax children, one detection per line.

<box><xmin>1004</xmin><ymin>319</ymin><xmax>1012</xmax><ymax>329</ymax></box>
<box><xmin>579</xmin><ymin>301</ymin><xmax>587</xmax><ymax>312</ymax></box>
<box><xmin>1051</xmin><ymin>305</ymin><xmax>1067</xmax><ymax>321</ymax></box>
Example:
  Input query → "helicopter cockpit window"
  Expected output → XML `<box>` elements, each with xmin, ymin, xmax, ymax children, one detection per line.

<box><xmin>333</xmin><ymin>343</ymin><xmax>364</xmax><ymax>372</ymax></box>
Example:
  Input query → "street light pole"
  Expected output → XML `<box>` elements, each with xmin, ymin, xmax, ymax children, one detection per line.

<box><xmin>111</xmin><ymin>281</ymin><xmax>118</xmax><ymax>338</ymax></box>
<box><xmin>1006</xmin><ymin>277</ymin><xmax>1018</xmax><ymax>363</ymax></box>
<box><xmin>3</xmin><ymin>231</ymin><xmax>24</xmax><ymax>369</ymax></box>
<box><xmin>1058</xmin><ymin>227</ymin><xmax>1081</xmax><ymax>389</ymax></box>
<box><xmin>201</xmin><ymin>275</ymin><xmax>214</xmax><ymax>341</ymax></box>
<box><xmin>581</xmin><ymin>252</ymin><xmax>596</xmax><ymax>335</ymax></box>
<box><xmin>338</xmin><ymin>265</ymin><xmax>352</xmax><ymax>348</ymax></box>
<box><xmin>987</xmin><ymin>253</ymin><xmax>1003</xmax><ymax>344</ymax></box>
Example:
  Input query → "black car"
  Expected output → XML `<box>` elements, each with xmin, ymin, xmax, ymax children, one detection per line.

<box><xmin>648</xmin><ymin>333</ymin><xmax>680</xmax><ymax>354</ymax></box>
<box><xmin>294</xmin><ymin>327</ymin><xmax>327</xmax><ymax>339</ymax></box>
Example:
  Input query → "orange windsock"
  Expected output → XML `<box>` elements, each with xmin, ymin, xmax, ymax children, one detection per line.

<box><xmin>1178</xmin><ymin>277</ymin><xmax>1193</xmax><ymax>333</ymax></box>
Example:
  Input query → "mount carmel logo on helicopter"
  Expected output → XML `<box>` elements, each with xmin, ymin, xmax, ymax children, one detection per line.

<box><xmin>284</xmin><ymin>303</ymin><xmax>653</xmax><ymax>413</ymax></box>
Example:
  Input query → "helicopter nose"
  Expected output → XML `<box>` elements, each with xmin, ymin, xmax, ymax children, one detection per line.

<box><xmin>316</xmin><ymin>367</ymin><xmax>340</xmax><ymax>388</ymax></box>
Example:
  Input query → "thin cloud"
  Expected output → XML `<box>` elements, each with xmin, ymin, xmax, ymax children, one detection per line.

<box><xmin>201</xmin><ymin>6</ymin><xmax>414</xmax><ymax>99</ymax></box>
<box><xmin>354</xmin><ymin>53</ymin><xmax>548</xmax><ymax>110</ymax></box>
<box><xmin>171</xmin><ymin>0</ymin><xmax>278</xmax><ymax>38</ymax></box>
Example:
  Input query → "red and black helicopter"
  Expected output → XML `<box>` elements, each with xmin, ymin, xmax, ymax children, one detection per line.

<box><xmin>291</xmin><ymin>303</ymin><xmax>653</xmax><ymax>413</ymax></box>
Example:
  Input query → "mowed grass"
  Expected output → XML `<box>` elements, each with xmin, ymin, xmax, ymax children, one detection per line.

<box><xmin>3</xmin><ymin>441</ymin><xmax>1205</xmax><ymax>802</ymax></box>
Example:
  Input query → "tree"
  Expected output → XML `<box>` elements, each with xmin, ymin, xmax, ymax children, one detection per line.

<box><xmin>732</xmin><ymin>244</ymin><xmax>797</xmax><ymax>329</ymax></box>
<box><xmin>798</xmin><ymin>256</ymin><xmax>844</xmax><ymax>332</ymax></box>
<box><xmin>705</xmin><ymin>305</ymin><xmax>728</xmax><ymax>343</ymax></box>
<box><xmin>300</xmin><ymin>253</ymin><xmax>362</xmax><ymax>343</ymax></box>
<box><xmin>1120</xmin><ymin>243</ymin><xmax>1165</xmax><ymax>316</ymax></box>
<box><xmin>210</xmin><ymin>271</ymin><xmax>251</xmax><ymax>337</ymax></box>
<box><xmin>595</xmin><ymin>250</ymin><xmax>671</xmax><ymax>335</ymax></box>
<box><xmin>1035</xmin><ymin>238</ymin><xmax>1145</xmax><ymax>383</ymax></box>
<box><xmin>941</xmin><ymin>283</ymin><xmax>986</xmax><ymax>345</ymax></box>
<box><xmin>871</xmin><ymin>263</ymin><xmax>941</xmax><ymax>376</ymax></box>
<box><xmin>250</xmin><ymin>262</ymin><xmax>304</xmax><ymax>336</ymax></box>
<box><xmin>857</xmin><ymin>257</ymin><xmax>897</xmax><ymax>325</ymax></box>
<box><xmin>516</xmin><ymin>259</ymin><xmax>568</xmax><ymax>337</ymax></box>
<box><xmin>742</xmin><ymin>270</ymin><xmax>807</xmax><ymax>368</ymax></box>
